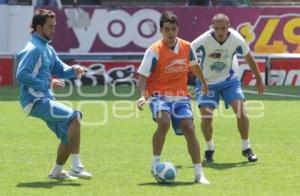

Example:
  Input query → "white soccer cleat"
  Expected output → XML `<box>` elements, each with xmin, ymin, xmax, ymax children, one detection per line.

<box><xmin>68</xmin><ymin>166</ymin><xmax>92</xmax><ymax>179</ymax></box>
<box><xmin>48</xmin><ymin>170</ymin><xmax>78</xmax><ymax>180</ymax></box>
<box><xmin>195</xmin><ymin>174</ymin><xmax>210</xmax><ymax>185</ymax></box>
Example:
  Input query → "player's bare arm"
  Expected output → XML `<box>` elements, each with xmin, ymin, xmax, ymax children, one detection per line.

<box><xmin>244</xmin><ymin>53</ymin><xmax>265</xmax><ymax>95</ymax></box>
<box><xmin>137</xmin><ymin>74</ymin><xmax>148</xmax><ymax>110</ymax></box>
<box><xmin>190</xmin><ymin>65</ymin><xmax>208</xmax><ymax>95</ymax></box>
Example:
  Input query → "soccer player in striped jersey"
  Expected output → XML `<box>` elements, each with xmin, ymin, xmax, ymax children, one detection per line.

<box><xmin>191</xmin><ymin>13</ymin><xmax>265</xmax><ymax>163</ymax></box>
<box><xmin>137</xmin><ymin>11</ymin><xmax>209</xmax><ymax>184</ymax></box>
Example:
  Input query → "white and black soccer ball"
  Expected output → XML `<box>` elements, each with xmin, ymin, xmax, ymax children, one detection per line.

<box><xmin>154</xmin><ymin>162</ymin><xmax>176</xmax><ymax>183</ymax></box>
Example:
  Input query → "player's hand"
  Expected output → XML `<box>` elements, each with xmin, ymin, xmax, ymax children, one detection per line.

<box><xmin>73</xmin><ymin>65</ymin><xmax>87</xmax><ymax>77</ymax></box>
<box><xmin>256</xmin><ymin>79</ymin><xmax>265</xmax><ymax>95</ymax></box>
<box><xmin>51</xmin><ymin>78</ymin><xmax>65</xmax><ymax>88</ymax></box>
<box><xmin>201</xmin><ymin>82</ymin><xmax>208</xmax><ymax>95</ymax></box>
<box><xmin>137</xmin><ymin>96</ymin><xmax>146</xmax><ymax>110</ymax></box>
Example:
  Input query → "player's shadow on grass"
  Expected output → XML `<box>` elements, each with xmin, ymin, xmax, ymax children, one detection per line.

<box><xmin>202</xmin><ymin>161</ymin><xmax>255</xmax><ymax>170</ymax></box>
<box><xmin>16</xmin><ymin>180</ymin><xmax>81</xmax><ymax>189</ymax></box>
<box><xmin>138</xmin><ymin>181</ymin><xmax>195</xmax><ymax>187</ymax></box>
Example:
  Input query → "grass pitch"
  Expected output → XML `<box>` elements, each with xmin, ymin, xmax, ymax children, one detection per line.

<box><xmin>0</xmin><ymin>86</ymin><xmax>299</xmax><ymax>196</ymax></box>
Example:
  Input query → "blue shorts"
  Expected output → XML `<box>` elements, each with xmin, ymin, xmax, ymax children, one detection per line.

<box><xmin>29</xmin><ymin>98</ymin><xmax>81</xmax><ymax>144</ymax></box>
<box><xmin>196</xmin><ymin>81</ymin><xmax>245</xmax><ymax>109</ymax></box>
<box><xmin>149</xmin><ymin>96</ymin><xmax>193</xmax><ymax>135</ymax></box>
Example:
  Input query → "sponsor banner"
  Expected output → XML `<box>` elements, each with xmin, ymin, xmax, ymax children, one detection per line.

<box><xmin>270</xmin><ymin>59</ymin><xmax>300</xmax><ymax>86</ymax></box>
<box><xmin>47</xmin><ymin>6</ymin><xmax>300</xmax><ymax>54</ymax></box>
<box><xmin>62</xmin><ymin>56</ymin><xmax>300</xmax><ymax>86</ymax></box>
<box><xmin>62</xmin><ymin>59</ymin><xmax>140</xmax><ymax>86</ymax></box>
<box><xmin>0</xmin><ymin>56</ymin><xmax>14</xmax><ymax>85</ymax></box>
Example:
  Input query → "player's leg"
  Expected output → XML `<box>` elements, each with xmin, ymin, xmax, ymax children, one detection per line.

<box><xmin>151</xmin><ymin>111</ymin><xmax>171</xmax><ymax>171</ymax></box>
<box><xmin>66</xmin><ymin>115</ymin><xmax>92</xmax><ymax>179</ymax></box>
<box><xmin>200</xmin><ymin>107</ymin><xmax>215</xmax><ymax>162</ymax></box>
<box><xmin>30</xmin><ymin>98</ymin><xmax>91</xmax><ymax>178</ymax></box>
<box><xmin>56</xmin><ymin>143</ymin><xmax>70</xmax><ymax>165</ymax></box>
<box><xmin>230</xmin><ymin>100</ymin><xmax>257</xmax><ymax>162</ymax></box>
<box><xmin>173</xmin><ymin>99</ymin><xmax>209</xmax><ymax>184</ymax></box>
<box><xmin>196</xmin><ymin>87</ymin><xmax>219</xmax><ymax>162</ymax></box>
<box><xmin>180</xmin><ymin>119</ymin><xmax>208</xmax><ymax>184</ymax></box>
<box><xmin>223</xmin><ymin>82</ymin><xmax>257</xmax><ymax>162</ymax></box>
<box><xmin>149</xmin><ymin>97</ymin><xmax>172</xmax><ymax>172</ymax></box>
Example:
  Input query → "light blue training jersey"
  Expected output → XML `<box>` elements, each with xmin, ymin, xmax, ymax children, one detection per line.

<box><xmin>16</xmin><ymin>32</ymin><xmax>76</xmax><ymax>115</ymax></box>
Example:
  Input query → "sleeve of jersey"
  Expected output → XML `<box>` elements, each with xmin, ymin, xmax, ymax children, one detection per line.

<box><xmin>236</xmin><ymin>34</ymin><xmax>250</xmax><ymax>56</ymax></box>
<box><xmin>51</xmin><ymin>49</ymin><xmax>76</xmax><ymax>79</ymax></box>
<box><xmin>189</xmin><ymin>46</ymin><xmax>198</xmax><ymax>66</ymax></box>
<box><xmin>16</xmin><ymin>49</ymin><xmax>49</xmax><ymax>91</ymax></box>
<box><xmin>137</xmin><ymin>49</ymin><xmax>158</xmax><ymax>78</ymax></box>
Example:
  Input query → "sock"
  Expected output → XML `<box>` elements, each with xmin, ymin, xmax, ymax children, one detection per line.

<box><xmin>242</xmin><ymin>139</ymin><xmax>251</xmax><ymax>151</ymax></box>
<box><xmin>71</xmin><ymin>154</ymin><xmax>83</xmax><ymax>169</ymax></box>
<box><xmin>194</xmin><ymin>163</ymin><xmax>202</xmax><ymax>177</ymax></box>
<box><xmin>206</xmin><ymin>140</ymin><xmax>215</xmax><ymax>151</ymax></box>
<box><xmin>51</xmin><ymin>163</ymin><xmax>63</xmax><ymax>174</ymax></box>
<box><xmin>151</xmin><ymin>155</ymin><xmax>160</xmax><ymax>170</ymax></box>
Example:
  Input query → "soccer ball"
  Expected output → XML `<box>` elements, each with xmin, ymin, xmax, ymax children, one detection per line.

<box><xmin>154</xmin><ymin>162</ymin><xmax>176</xmax><ymax>183</ymax></box>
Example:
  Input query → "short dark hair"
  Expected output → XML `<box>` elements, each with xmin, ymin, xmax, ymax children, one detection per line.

<box><xmin>31</xmin><ymin>9</ymin><xmax>55</xmax><ymax>34</ymax></box>
<box><xmin>160</xmin><ymin>11</ymin><xmax>178</xmax><ymax>28</ymax></box>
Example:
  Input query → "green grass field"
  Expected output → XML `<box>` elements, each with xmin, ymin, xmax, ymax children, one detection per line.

<box><xmin>0</xmin><ymin>86</ymin><xmax>300</xmax><ymax>196</ymax></box>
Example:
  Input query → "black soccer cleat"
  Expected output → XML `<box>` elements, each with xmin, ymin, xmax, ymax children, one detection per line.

<box><xmin>204</xmin><ymin>150</ymin><xmax>215</xmax><ymax>162</ymax></box>
<box><xmin>242</xmin><ymin>148</ymin><xmax>258</xmax><ymax>162</ymax></box>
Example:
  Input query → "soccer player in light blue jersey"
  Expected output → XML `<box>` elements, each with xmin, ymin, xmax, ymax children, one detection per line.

<box><xmin>16</xmin><ymin>9</ymin><xmax>91</xmax><ymax>180</ymax></box>
<box><xmin>191</xmin><ymin>13</ymin><xmax>265</xmax><ymax>162</ymax></box>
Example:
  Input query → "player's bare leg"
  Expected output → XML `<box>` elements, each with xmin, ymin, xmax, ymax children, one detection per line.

<box><xmin>151</xmin><ymin>111</ymin><xmax>171</xmax><ymax>172</ymax></box>
<box><xmin>68</xmin><ymin>117</ymin><xmax>92</xmax><ymax>178</ymax></box>
<box><xmin>56</xmin><ymin>143</ymin><xmax>70</xmax><ymax>165</ymax></box>
<box><xmin>231</xmin><ymin>99</ymin><xmax>257</xmax><ymax>162</ymax></box>
<box><xmin>200</xmin><ymin>107</ymin><xmax>215</xmax><ymax>162</ymax></box>
<box><xmin>180</xmin><ymin>118</ymin><xmax>209</xmax><ymax>184</ymax></box>
<box><xmin>153</xmin><ymin>111</ymin><xmax>171</xmax><ymax>155</ymax></box>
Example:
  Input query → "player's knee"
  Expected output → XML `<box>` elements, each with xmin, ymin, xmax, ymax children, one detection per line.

<box><xmin>157</xmin><ymin>119</ymin><xmax>170</xmax><ymax>133</ymax></box>
<box><xmin>70</xmin><ymin>117</ymin><xmax>80</xmax><ymax>129</ymax></box>
<box><xmin>237</xmin><ymin>111</ymin><xmax>248</xmax><ymax>119</ymax></box>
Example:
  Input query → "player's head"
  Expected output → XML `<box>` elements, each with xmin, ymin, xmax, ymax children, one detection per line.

<box><xmin>211</xmin><ymin>13</ymin><xmax>230</xmax><ymax>43</ymax></box>
<box><xmin>31</xmin><ymin>9</ymin><xmax>56</xmax><ymax>41</ymax></box>
<box><xmin>159</xmin><ymin>11</ymin><xmax>179</xmax><ymax>44</ymax></box>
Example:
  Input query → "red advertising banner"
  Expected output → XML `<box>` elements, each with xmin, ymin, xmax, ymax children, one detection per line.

<box><xmin>270</xmin><ymin>59</ymin><xmax>300</xmax><ymax>86</ymax></box>
<box><xmin>0</xmin><ymin>56</ymin><xmax>13</xmax><ymax>85</ymax></box>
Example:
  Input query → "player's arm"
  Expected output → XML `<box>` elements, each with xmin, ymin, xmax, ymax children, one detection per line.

<box><xmin>137</xmin><ymin>75</ymin><xmax>148</xmax><ymax>110</ymax></box>
<box><xmin>16</xmin><ymin>49</ymin><xmax>49</xmax><ymax>91</ymax></box>
<box><xmin>244</xmin><ymin>53</ymin><xmax>265</xmax><ymax>95</ymax></box>
<box><xmin>51</xmin><ymin>47</ymin><xmax>86</xmax><ymax>79</ymax></box>
<box><xmin>136</xmin><ymin>49</ymin><xmax>157</xmax><ymax>110</ymax></box>
<box><xmin>189</xmin><ymin>47</ymin><xmax>208</xmax><ymax>95</ymax></box>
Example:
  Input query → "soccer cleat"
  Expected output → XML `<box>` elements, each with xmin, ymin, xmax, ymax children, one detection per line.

<box><xmin>194</xmin><ymin>173</ymin><xmax>210</xmax><ymax>185</ymax></box>
<box><xmin>68</xmin><ymin>166</ymin><xmax>92</xmax><ymax>179</ymax></box>
<box><xmin>48</xmin><ymin>170</ymin><xmax>78</xmax><ymax>180</ymax></box>
<box><xmin>204</xmin><ymin>150</ymin><xmax>215</xmax><ymax>162</ymax></box>
<box><xmin>242</xmin><ymin>148</ymin><xmax>258</xmax><ymax>162</ymax></box>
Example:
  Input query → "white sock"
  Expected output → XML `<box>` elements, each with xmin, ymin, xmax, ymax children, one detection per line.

<box><xmin>206</xmin><ymin>140</ymin><xmax>215</xmax><ymax>151</ymax></box>
<box><xmin>194</xmin><ymin>163</ymin><xmax>202</xmax><ymax>177</ymax></box>
<box><xmin>242</xmin><ymin>139</ymin><xmax>251</xmax><ymax>151</ymax></box>
<box><xmin>152</xmin><ymin>155</ymin><xmax>160</xmax><ymax>169</ymax></box>
<box><xmin>51</xmin><ymin>163</ymin><xmax>63</xmax><ymax>174</ymax></box>
<box><xmin>71</xmin><ymin>154</ymin><xmax>83</xmax><ymax>169</ymax></box>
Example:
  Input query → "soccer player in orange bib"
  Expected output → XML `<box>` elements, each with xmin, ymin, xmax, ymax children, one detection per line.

<box><xmin>137</xmin><ymin>11</ymin><xmax>209</xmax><ymax>184</ymax></box>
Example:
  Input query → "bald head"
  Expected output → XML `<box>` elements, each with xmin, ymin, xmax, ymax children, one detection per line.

<box><xmin>212</xmin><ymin>13</ymin><xmax>230</xmax><ymax>25</ymax></box>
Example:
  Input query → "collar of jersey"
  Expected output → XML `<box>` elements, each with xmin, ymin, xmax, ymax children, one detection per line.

<box><xmin>32</xmin><ymin>32</ymin><xmax>51</xmax><ymax>45</ymax></box>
